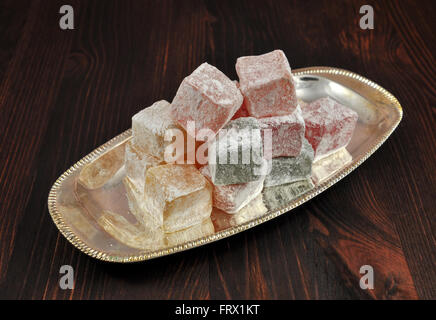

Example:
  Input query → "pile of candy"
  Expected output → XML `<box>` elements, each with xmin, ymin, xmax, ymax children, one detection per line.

<box><xmin>124</xmin><ymin>50</ymin><xmax>358</xmax><ymax>232</ymax></box>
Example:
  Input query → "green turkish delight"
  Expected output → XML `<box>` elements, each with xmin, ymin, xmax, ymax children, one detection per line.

<box><xmin>264</xmin><ymin>138</ymin><xmax>314</xmax><ymax>187</ymax></box>
<box><xmin>208</xmin><ymin>117</ymin><xmax>264</xmax><ymax>185</ymax></box>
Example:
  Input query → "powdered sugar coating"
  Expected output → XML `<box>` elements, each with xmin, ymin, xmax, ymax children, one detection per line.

<box><xmin>143</xmin><ymin>164</ymin><xmax>212</xmax><ymax>232</ymax></box>
<box><xmin>311</xmin><ymin>147</ymin><xmax>352</xmax><ymax>185</ymax></box>
<box><xmin>208</xmin><ymin>117</ymin><xmax>264</xmax><ymax>185</ymax></box>
<box><xmin>231</xmin><ymin>81</ymin><xmax>250</xmax><ymax>120</ymax></box>
<box><xmin>236</xmin><ymin>50</ymin><xmax>298</xmax><ymax>118</ymax></box>
<box><xmin>124</xmin><ymin>141</ymin><xmax>163</xmax><ymax>192</ymax></box>
<box><xmin>302</xmin><ymin>97</ymin><xmax>358</xmax><ymax>160</ymax></box>
<box><xmin>171</xmin><ymin>63</ymin><xmax>243</xmax><ymax>137</ymax></box>
<box><xmin>165</xmin><ymin>218</ymin><xmax>214</xmax><ymax>246</ymax></box>
<box><xmin>263</xmin><ymin>179</ymin><xmax>314</xmax><ymax>211</ymax></box>
<box><xmin>259</xmin><ymin>105</ymin><xmax>305</xmax><ymax>158</ymax></box>
<box><xmin>132</xmin><ymin>100</ymin><xmax>181</xmax><ymax>160</ymax></box>
<box><xmin>264</xmin><ymin>138</ymin><xmax>314</xmax><ymax>187</ymax></box>
<box><xmin>200</xmin><ymin>164</ymin><xmax>265</xmax><ymax>213</ymax></box>
<box><xmin>146</xmin><ymin>164</ymin><xmax>208</xmax><ymax>201</ymax></box>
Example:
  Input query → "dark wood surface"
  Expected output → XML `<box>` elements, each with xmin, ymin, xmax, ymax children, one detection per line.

<box><xmin>0</xmin><ymin>0</ymin><xmax>434</xmax><ymax>300</ymax></box>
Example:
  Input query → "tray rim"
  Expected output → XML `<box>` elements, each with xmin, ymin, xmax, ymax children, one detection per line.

<box><xmin>47</xmin><ymin>66</ymin><xmax>403</xmax><ymax>263</ymax></box>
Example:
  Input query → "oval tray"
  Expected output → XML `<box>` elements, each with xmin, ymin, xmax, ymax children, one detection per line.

<box><xmin>48</xmin><ymin>67</ymin><xmax>402</xmax><ymax>262</ymax></box>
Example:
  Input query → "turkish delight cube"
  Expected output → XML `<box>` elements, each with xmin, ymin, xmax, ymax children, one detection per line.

<box><xmin>263</xmin><ymin>178</ymin><xmax>314</xmax><ymax>211</ymax></box>
<box><xmin>200</xmin><ymin>164</ymin><xmax>266</xmax><ymax>213</ymax></box>
<box><xmin>171</xmin><ymin>63</ymin><xmax>243</xmax><ymax>138</ymax></box>
<box><xmin>236</xmin><ymin>50</ymin><xmax>298</xmax><ymax>118</ymax></box>
<box><xmin>98</xmin><ymin>209</ymin><xmax>164</xmax><ymax>250</ymax></box>
<box><xmin>302</xmin><ymin>97</ymin><xmax>358</xmax><ymax>160</ymax></box>
<box><xmin>165</xmin><ymin>218</ymin><xmax>214</xmax><ymax>246</ymax></box>
<box><xmin>212</xmin><ymin>193</ymin><xmax>268</xmax><ymax>231</ymax></box>
<box><xmin>143</xmin><ymin>164</ymin><xmax>212</xmax><ymax>232</ymax></box>
<box><xmin>124</xmin><ymin>141</ymin><xmax>163</xmax><ymax>192</ymax></box>
<box><xmin>208</xmin><ymin>117</ymin><xmax>264</xmax><ymax>185</ymax></box>
<box><xmin>132</xmin><ymin>100</ymin><xmax>184</xmax><ymax>161</ymax></box>
<box><xmin>123</xmin><ymin>176</ymin><xmax>161</xmax><ymax>229</ymax></box>
<box><xmin>79</xmin><ymin>143</ymin><xmax>125</xmax><ymax>189</ymax></box>
<box><xmin>231</xmin><ymin>80</ymin><xmax>249</xmax><ymax>120</ymax></box>
<box><xmin>259</xmin><ymin>105</ymin><xmax>305</xmax><ymax>158</ymax></box>
<box><xmin>264</xmin><ymin>138</ymin><xmax>314</xmax><ymax>187</ymax></box>
<box><xmin>311</xmin><ymin>147</ymin><xmax>352</xmax><ymax>185</ymax></box>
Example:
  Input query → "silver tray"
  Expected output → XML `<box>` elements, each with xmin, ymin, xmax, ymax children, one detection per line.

<box><xmin>48</xmin><ymin>67</ymin><xmax>402</xmax><ymax>262</ymax></box>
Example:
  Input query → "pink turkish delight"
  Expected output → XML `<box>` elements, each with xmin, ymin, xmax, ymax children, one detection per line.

<box><xmin>302</xmin><ymin>97</ymin><xmax>358</xmax><ymax>160</ymax></box>
<box><xmin>200</xmin><ymin>165</ymin><xmax>265</xmax><ymax>214</ymax></box>
<box><xmin>231</xmin><ymin>86</ymin><xmax>249</xmax><ymax>120</ymax></box>
<box><xmin>231</xmin><ymin>80</ymin><xmax>249</xmax><ymax>120</ymax></box>
<box><xmin>231</xmin><ymin>102</ymin><xmax>249</xmax><ymax>120</ymax></box>
<box><xmin>259</xmin><ymin>105</ymin><xmax>305</xmax><ymax>158</ymax></box>
<box><xmin>171</xmin><ymin>63</ymin><xmax>243</xmax><ymax>138</ymax></box>
<box><xmin>236</xmin><ymin>50</ymin><xmax>298</xmax><ymax>118</ymax></box>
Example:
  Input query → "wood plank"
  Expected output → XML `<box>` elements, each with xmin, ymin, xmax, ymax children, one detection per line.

<box><xmin>0</xmin><ymin>0</ymin><xmax>75</xmax><ymax>286</ymax></box>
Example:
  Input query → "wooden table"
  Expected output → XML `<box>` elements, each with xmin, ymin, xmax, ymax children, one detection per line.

<box><xmin>0</xmin><ymin>0</ymin><xmax>434</xmax><ymax>300</ymax></box>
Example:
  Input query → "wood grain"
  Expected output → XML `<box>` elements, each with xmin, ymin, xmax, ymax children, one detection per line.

<box><xmin>0</xmin><ymin>0</ymin><xmax>434</xmax><ymax>299</ymax></box>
